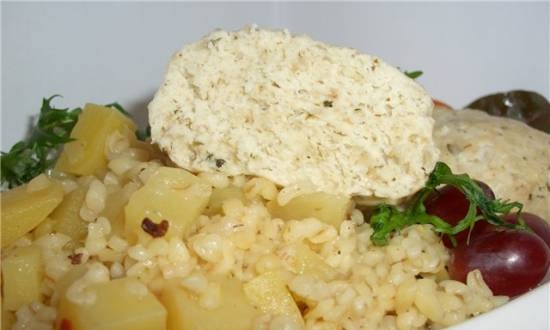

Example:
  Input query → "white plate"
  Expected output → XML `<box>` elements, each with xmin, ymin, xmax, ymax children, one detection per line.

<box><xmin>2</xmin><ymin>2</ymin><xmax>549</xmax><ymax>330</ymax></box>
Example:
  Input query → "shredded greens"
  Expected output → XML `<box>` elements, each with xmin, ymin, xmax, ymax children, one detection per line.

<box><xmin>1</xmin><ymin>96</ymin><xmax>81</xmax><ymax>188</ymax></box>
<box><xmin>369</xmin><ymin>162</ymin><xmax>528</xmax><ymax>246</ymax></box>
<box><xmin>136</xmin><ymin>125</ymin><xmax>151</xmax><ymax>141</ymax></box>
<box><xmin>404</xmin><ymin>70</ymin><xmax>423</xmax><ymax>79</ymax></box>
<box><xmin>105</xmin><ymin>102</ymin><xmax>129</xmax><ymax>116</ymax></box>
<box><xmin>1</xmin><ymin>96</ymin><xmax>148</xmax><ymax>188</ymax></box>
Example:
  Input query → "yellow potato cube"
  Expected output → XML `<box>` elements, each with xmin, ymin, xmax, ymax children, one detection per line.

<box><xmin>204</xmin><ymin>186</ymin><xmax>245</xmax><ymax>216</ymax></box>
<box><xmin>33</xmin><ymin>217</ymin><xmax>56</xmax><ymax>239</ymax></box>
<box><xmin>55</xmin><ymin>103</ymin><xmax>136</xmax><ymax>176</ymax></box>
<box><xmin>57</xmin><ymin>277</ymin><xmax>166</xmax><ymax>330</ymax></box>
<box><xmin>100</xmin><ymin>189</ymin><xmax>129</xmax><ymax>238</ymax></box>
<box><xmin>1</xmin><ymin>175</ymin><xmax>64</xmax><ymax>247</ymax></box>
<box><xmin>125</xmin><ymin>167</ymin><xmax>212</xmax><ymax>243</ymax></box>
<box><xmin>2</xmin><ymin>245</ymin><xmax>43</xmax><ymax>311</ymax></box>
<box><xmin>51</xmin><ymin>186</ymin><xmax>88</xmax><ymax>242</ymax></box>
<box><xmin>55</xmin><ymin>265</ymin><xmax>88</xmax><ymax>297</ymax></box>
<box><xmin>2</xmin><ymin>308</ymin><xmax>15</xmax><ymax>330</ymax></box>
<box><xmin>243</xmin><ymin>271</ymin><xmax>303</xmax><ymax>327</ymax></box>
<box><xmin>283</xmin><ymin>243</ymin><xmax>338</xmax><ymax>281</ymax></box>
<box><xmin>161</xmin><ymin>277</ymin><xmax>258</xmax><ymax>330</ymax></box>
<box><xmin>268</xmin><ymin>192</ymin><xmax>351</xmax><ymax>228</ymax></box>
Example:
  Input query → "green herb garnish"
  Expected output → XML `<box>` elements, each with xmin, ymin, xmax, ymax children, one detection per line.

<box><xmin>404</xmin><ymin>70</ymin><xmax>423</xmax><ymax>79</ymax></box>
<box><xmin>106</xmin><ymin>102</ymin><xmax>150</xmax><ymax>141</ymax></box>
<box><xmin>369</xmin><ymin>162</ymin><xmax>527</xmax><ymax>246</ymax></box>
<box><xmin>105</xmin><ymin>102</ymin><xmax>130</xmax><ymax>116</ymax></box>
<box><xmin>136</xmin><ymin>125</ymin><xmax>151</xmax><ymax>141</ymax></box>
<box><xmin>1</xmin><ymin>96</ymin><xmax>146</xmax><ymax>188</ymax></box>
<box><xmin>1</xmin><ymin>96</ymin><xmax>81</xmax><ymax>188</ymax></box>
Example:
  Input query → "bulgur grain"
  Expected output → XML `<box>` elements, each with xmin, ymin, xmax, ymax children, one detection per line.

<box><xmin>4</xmin><ymin>137</ymin><xmax>509</xmax><ymax>330</ymax></box>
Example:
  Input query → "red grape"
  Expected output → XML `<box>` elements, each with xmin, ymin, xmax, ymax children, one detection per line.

<box><xmin>448</xmin><ymin>230</ymin><xmax>550</xmax><ymax>297</ymax></box>
<box><xmin>424</xmin><ymin>180</ymin><xmax>494</xmax><ymax>247</ymax></box>
<box><xmin>476</xmin><ymin>180</ymin><xmax>496</xmax><ymax>200</ymax></box>
<box><xmin>501</xmin><ymin>212</ymin><xmax>550</xmax><ymax>248</ymax></box>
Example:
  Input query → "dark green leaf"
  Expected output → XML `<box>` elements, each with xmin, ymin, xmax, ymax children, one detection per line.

<box><xmin>1</xmin><ymin>96</ymin><xmax>81</xmax><ymax>188</ymax></box>
<box><xmin>404</xmin><ymin>70</ymin><xmax>423</xmax><ymax>79</ymax></box>
<box><xmin>368</xmin><ymin>161</ymin><xmax>526</xmax><ymax>246</ymax></box>
<box><xmin>104</xmin><ymin>102</ymin><xmax>151</xmax><ymax>141</ymax></box>
<box><xmin>1</xmin><ymin>97</ymin><xmax>141</xmax><ymax>188</ymax></box>
<box><xmin>136</xmin><ymin>125</ymin><xmax>151</xmax><ymax>141</ymax></box>
<box><xmin>105</xmin><ymin>102</ymin><xmax>130</xmax><ymax>116</ymax></box>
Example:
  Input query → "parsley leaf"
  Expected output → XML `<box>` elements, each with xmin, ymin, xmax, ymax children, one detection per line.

<box><xmin>404</xmin><ymin>70</ymin><xmax>423</xmax><ymax>79</ymax></box>
<box><xmin>0</xmin><ymin>97</ymin><xmax>143</xmax><ymax>188</ymax></box>
<box><xmin>136</xmin><ymin>125</ymin><xmax>151</xmax><ymax>141</ymax></box>
<box><xmin>105</xmin><ymin>102</ymin><xmax>130</xmax><ymax>116</ymax></box>
<box><xmin>1</xmin><ymin>95</ymin><xmax>81</xmax><ymax>188</ymax></box>
<box><xmin>369</xmin><ymin>162</ymin><xmax>527</xmax><ymax>246</ymax></box>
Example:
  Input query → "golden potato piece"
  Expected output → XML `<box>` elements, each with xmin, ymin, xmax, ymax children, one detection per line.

<box><xmin>1</xmin><ymin>174</ymin><xmax>63</xmax><ymax>247</ymax></box>
<box><xmin>243</xmin><ymin>271</ymin><xmax>303</xmax><ymax>327</ymax></box>
<box><xmin>124</xmin><ymin>167</ymin><xmax>211</xmax><ymax>243</ymax></box>
<box><xmin>161</xmin><ymin>276</ymin><xmax>258</xmax><ymax>330</ymax></box>
<box><xmin>2</xmin><ymin>245</ymin><xmax>43</xmax><ymax>311</ymax></box>
<box><xmin>57</xmin><ymin>277</ymin><xmax>166</xmax><ymax>330</ymax></box>
<box><xmin>51</xmin><ymin>186</ymin><xmax>88</xmax><ymax>242</ymax></box>
<box><xmin>55</xmin><ymin>103</ymin><xmax>136</xmax><ymax>176</ymax></box>
<box><xmin>268</xmin><ymin>192</ymin><xmax>351</xmax><ymax>228</ymax></box>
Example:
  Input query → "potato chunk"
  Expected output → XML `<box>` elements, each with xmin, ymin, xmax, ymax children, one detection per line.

<box><xmin>204</xmin><ymin>186</ymin><xmax>245</xmax><ymax>216</ymax></box>
<box><xmin>2</xmin><ymin>308</ymin><xmax>15</xmax><ymax>330</ymax></box>
<box><xmin>161</xmin><ymin>276</ymin><xmax>258</xmax><ymax>330</ymax></box>
<box><xmin>57</xmin><ymin>278</ymin><xmax>166</xmax><ymax>330</ymax></box>
<box><xmin>267</xmin><ymin>192</ymin><xmax>351</xmax><ymax>228</ymax></box>
<box><xmin>125</xmin><ymin>167</ymin><xmax>212</xmax><ymax>243</ymax></box>
<box><xmin>55</xmin><ymin>103</ymin><xmax>136</xmax><ymax>176</ymax></box>
<box><xmin>51</xmin><ymin>186</ymin><xmax>88</xmax><ymax>241</ymax></box>
<box><xmin>283</xmin><ymin>243</ymin><xmax>338</xmax><ymax>281</ymax></box>
<box><xmin>243</xmin><ymin>271</ymin><xmax>303</xmax><ymax>327</ymax></box>
<box><xmin>1</xmin><ymin>175</ymin><xmax>64</xmax><ymax>247</ymax></box>
<box><xmin>55</xmin><ymin>265</ymin><xmax>88</xmax><ymax>297</ymax></box>
<box><xmin>100</xmin><ymin>189</ymin><xmax>130</xmax><ymax>238</ymax></box>
<box><xmin>2</xmin><ymin>245</ymin><xmax>43</xmax><ymax>311</ymax></box>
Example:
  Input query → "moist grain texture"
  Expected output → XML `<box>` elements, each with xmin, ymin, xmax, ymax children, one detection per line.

<box><xmin>4</xmin><ymin>120</ymin><xmax>506</xmax><ymax>330</ymax></box>
<box><xmin>433</xmin><ymin>108</ymin><xmax>550</xmax><ymax>221</ymax></box>
<box><xmin>149</xmin><ymin>26</ymin><xmax>438</xmax><ymax>201</ymax></box>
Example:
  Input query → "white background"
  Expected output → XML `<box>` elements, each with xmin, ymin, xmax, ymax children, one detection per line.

<box><xmin>1</xmin><ymin>2</ymin><xmax>549</xmax><ymax>330</ymax></box>
<box><xmin>2</xmin><ymin>1</ymin><xmax>549</xmax><ymax>148</ymax></box>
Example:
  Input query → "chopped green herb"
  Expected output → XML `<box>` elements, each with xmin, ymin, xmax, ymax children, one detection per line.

<box><xmin>136</xmin><ymin>125</ymin><xmax>151</xmax><ymax>141</ymax></box>
<box><xmin>105</xmin><ymin>102</ymin><xmax>150</xmax><ymax>140</ymax></box>
<box><xmin>323</xmin><ymin>100</ymin><xmax>333</xmax><ymax>108</ymax></box>
<box><xmin>404</xmin><ymin>70</ymin><xmax>423</xmax><ymax>80</ymax></box>
<box><xmin>1</xmin><ymin>95</ymin><xmax>81</xmax><ymax>188</ymax></box>
<box><xmin>105</xmin><ymin>102</ymin><xmax>130</xmax><ymax>116</ymax></box>
<box><xmin>1</xmin><ymin>96</ymin><xmax>146</xmax><ymax>188</ymax></box>
<box><xmin>369</xmin><ymin>162</ymin><xmax>527</xmax><ymax>246</ymax></box>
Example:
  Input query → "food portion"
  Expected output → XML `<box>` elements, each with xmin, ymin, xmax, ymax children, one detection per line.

<box><xmin>57</xmin><ymin>277</ymin><xmax>166</xmax><ymax>330</ymax></box>
<box><xmin>55</xmin><ymin>103</ymin><xmax>137</xmax><ymax>176</ymax></box>
<box><xmin>1</xmin><ymin>174</ymin><xmax>64</xmax><ymax>247</ymax></box>
<box><xmin>466</xmin><ymin>90</ymin><xmax>550</xmax><ymax>133</ymax></box>
<box><xmin>2</xmin><ymin>245</ymin><xmax>43</xmax><ymax>311</ymax></box>
<box><xmin>1</xmin><ymin>27</ymin><xmax>550</xmax><ymax>330</ymax></box>
<box><xmin>433</xmin><ymin>107</ymin><xmax>550</xmax><ymax>221</ymax></box>
<box><xmin>149</xmin><ymin>26</ymin><xmax>439</xmax><ymax>201</ymax></box>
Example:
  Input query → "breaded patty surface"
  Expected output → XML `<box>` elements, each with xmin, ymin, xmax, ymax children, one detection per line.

<box><xmin>434</xmin><ymin>108</ymin><xmax>550</xmax><ymax>221</ymax></box>
<box><xmin>149</xmin><ymin>26</ymin><xmax>438</xmax><ymax>200</ymax></box>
